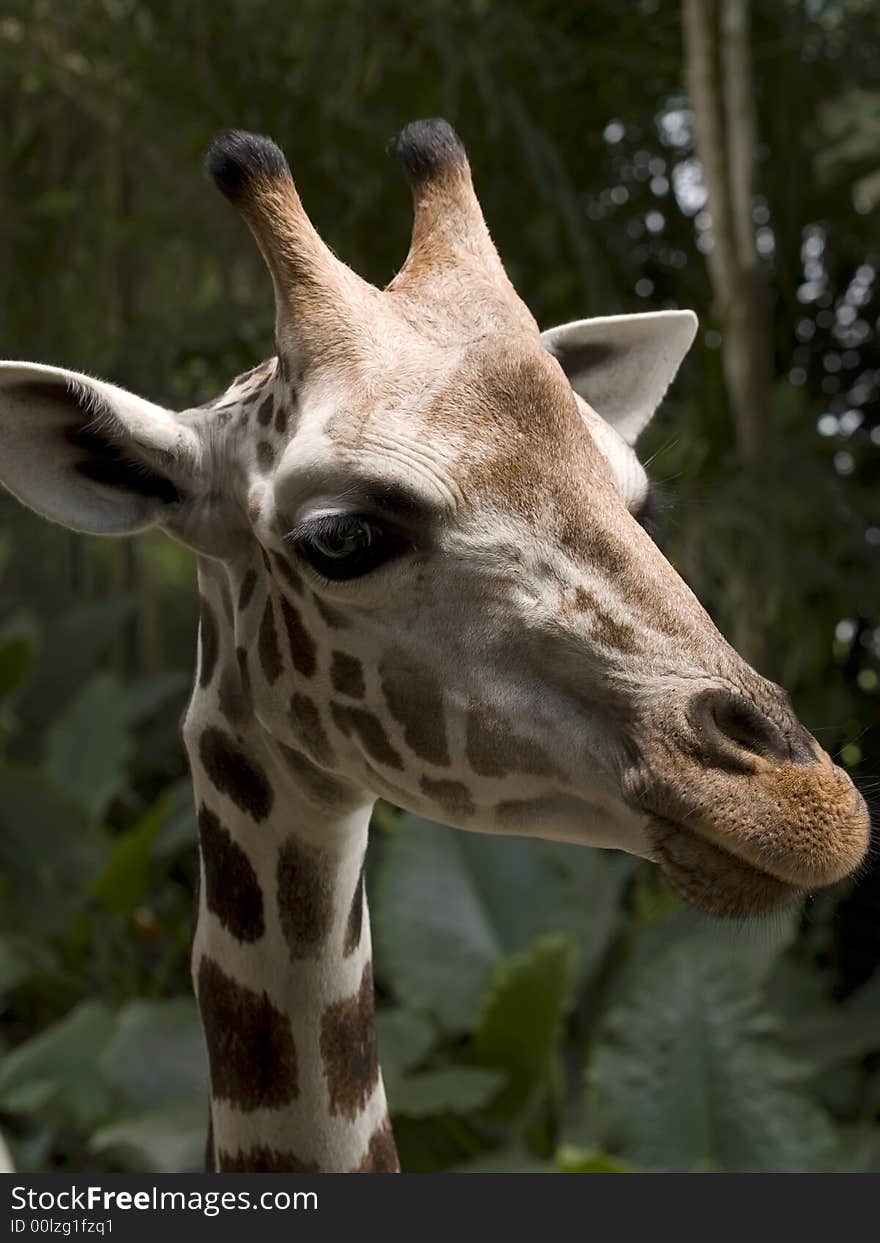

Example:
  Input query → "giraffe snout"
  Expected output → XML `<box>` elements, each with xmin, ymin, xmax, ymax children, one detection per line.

<box><xmin>631</xmin><ymin>684</ymin><xmax>871</xmax><ymax>916</ymax></box>
<box><xmin>685</xmin><ymin>687</ymin><xmax>817</xmax><ymax>773</ymax></box>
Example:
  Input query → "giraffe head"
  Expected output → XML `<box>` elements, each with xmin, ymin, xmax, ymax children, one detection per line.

<box><xmin>0</xmin><ymin>120</ymin><xmax>868</xmax><ymax>918</ymax></box>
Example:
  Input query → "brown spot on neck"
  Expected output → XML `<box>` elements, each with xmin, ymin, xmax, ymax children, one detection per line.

<box><xmin>276</xmin><ymin>741</ymin><xmax>361</xmax><ymax>811</ymax></box>
<box><xmin>274</xmin><ymin>401</ymin><xmax>290</xmax><ymax>436</ymax></box>
<box><xmin>320</xmin><ymin>960</ymin><xmax>380</xmax><ymax>1120</ymax></box>
<box><xmin>198</xmin><ymin>804</ymin><xmax>265</xmax><ymax>942</ymax></box>
<box><xmin>197</xmin><ymin>957</ymin><xmax>297</xmax><ymax>1110</ymax></box>
<box><xmin>256</xmin><ymin>392</ymin><xmax>275</xmax><ymax>427</ymax></box>
<box><xmin>217</xmin><ymin>1146</ymin><xmax>319</xmax><ymax>1173</ymax></box>
<box><xmin>331</xmin><ymin>703</ymin><xmax>403</xmax><ymax>770</ymax></box>
<box><xmin>218</xmin><ymin>648</ymin><xmax>253</xmax><ymax>727</ymax></box>
<box><xmin>257</xmin><ymin>440</ymin><xmax>276</xmax><ymax>473</ymax></box>
<box><xmin>354</xmin><ymin>1117</ymin><xmax>399</xmax><ymax>1172</ymax></box>
<box><xmin>276</xmin><ymin>835</ymin><xmax>333</xmax><ymax>960</ymax></box>
<box><xmin>197</xmin><ymin>727</ymin><xmax>273</xmax><ymax>821</ymax></box>
<box><xmin>290</xmin><ymin>692</ymin><xmax>335</xmax><ymax>765</ymax></box>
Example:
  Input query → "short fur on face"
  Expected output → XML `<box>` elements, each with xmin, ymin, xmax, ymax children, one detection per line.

<box><xmin>0</xmin><ymin>120</ymin><xmax>869</xmax><ymax>917</ymax></box>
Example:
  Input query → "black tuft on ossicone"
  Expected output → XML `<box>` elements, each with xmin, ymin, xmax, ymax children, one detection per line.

<box><xmin>391</xmin><ymin>118</ymin><xmax>468</xmax><ymax>184</ymax></box>
<box><xmin>205</xmin><ymin>129</ymin><xmax>290</xmax><ymax>203</ymax></box>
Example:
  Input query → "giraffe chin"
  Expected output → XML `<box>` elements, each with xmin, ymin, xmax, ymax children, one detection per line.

<box><xmin>646</xmin><ymin>816</ymin><xmax>803</xmax><ymax>918</ymax></box>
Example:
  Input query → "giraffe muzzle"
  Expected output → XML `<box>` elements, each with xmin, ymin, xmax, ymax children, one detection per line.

<box><xmin>628</xmin><ymin>686</ymin><xmax>871</xmax><ymax>916</ymax></box>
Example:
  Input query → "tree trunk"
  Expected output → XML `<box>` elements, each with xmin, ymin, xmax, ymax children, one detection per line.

<box><xmin>682</xmin><ymin>0</ymin><xmax>777</xmax><ymax>672</ymax></box>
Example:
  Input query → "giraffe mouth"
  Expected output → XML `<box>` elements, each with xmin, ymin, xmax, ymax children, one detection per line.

<box><xmin>645</xmin><ymin>816</ymin><xmax>803</xmax><ymax>918</ymax></box>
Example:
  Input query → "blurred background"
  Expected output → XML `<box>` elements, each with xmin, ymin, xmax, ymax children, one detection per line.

<box><xmin>0</xmin><ymin>0</ymin><xmax>878</xmax><ymax>1174</ymax></box>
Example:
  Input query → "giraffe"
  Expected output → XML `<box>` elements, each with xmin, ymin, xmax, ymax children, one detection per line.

<box><xmin>0</xmin><ymin>119</ymin><xmax>869</xmax><ymax>1174</ymax></box>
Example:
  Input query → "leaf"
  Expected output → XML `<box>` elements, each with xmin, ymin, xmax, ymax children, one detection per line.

<box><xmin>100</xmin><ymin>999</ymin><xmax>208</xmax><ymax>1114</ymax></box>
<box><xmin>376</xmin><ymin>1009</ymin><xmax>436</xmax><ymax>1083</ymax></box>
<box><xmin>0</xmin><ymin>1000</ymin><xmax>116</xmax><ymax>1130</ymax></box>
<box><xmin>90</xmin><ymin>1102</ymin><xmax>207</xmax><ymax>1173</ymax></box>
<box><xmin>472</xmin><ymin>935</ymin><xmax>578</xmax><ymax>1119</ymax></box>
<box><xmin>375</xmin><ymin>818</ymin><xmax>504</xmax><ymax>1030</ymax></box>
<box><xmin>588</xmin><ymin>941</ymin><xmax>839</xmax><ymax>1172</ymax></box>
<box><xmin>0</xmin><ymin>634</ymin><xmax>34</xmax><ymax>703</ymax></box>
<box><xmin>451</xmin><ymin>1147</ymin><xmax>557</xmax><ymax>1173</ymax></box>
<box><xmin>127</xmin><ymin>672</ymin><xmax>189</xmax><ymax>725</ymax></box>
<box><xmin>375</xmin><ymin>815</ymin><xmax>631</xmax><ymax>1030</ymax></box>
<box><xmin>0</xmin><ymin>763</ymin><xmax>109</xmax><ymax>933</ymax></box>
<box><xmin>556</xmin><ymin>1145</ymin><xmax>637</xmax><ymax>1173</ymax></box>
<box><xmin>608</xmin><ymin>901</ymin><xmax>801</xmax><ymax>1012</ymax></box>
<box><xmin>0</xmin><ymin>933</ymin><xmax>59</xmax><ymax>996</ymax></box>
<box><xmin>784</xmin><ymin>969</ymin><xmax>880</xmax><ymax>1070</ymax></box>
<box><xmin>151</xmin><ymin>778</ymin><xmax>197</xmax><ymax>861</ymax></box>
<box><xmin>389</xmin><ymin>1068</ymin><xmax>506</xmax><ymax>1119</ymax></box>
<box><xmin>90</xmin><ymin>795</ymin><xmax>167</xmax><ymax>916</ymax></box>
<box><xmin>19</xmin><ymin>597</ymin><xmax>133</xmax><ymax>731</ymax></box>
<box><xmin>45</xmin><ymin>673</ymin><xmax>132</xmax><ymax>819</ymax></box>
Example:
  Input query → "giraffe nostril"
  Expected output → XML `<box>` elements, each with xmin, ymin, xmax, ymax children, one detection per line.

<box><xmin>687</xmin><ymin>688</ymin><xmax>806</xmax><ymax>770</ymax></box>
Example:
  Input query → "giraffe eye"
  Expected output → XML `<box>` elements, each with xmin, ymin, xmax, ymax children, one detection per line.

<box><xmin>291</xmin><ymin>515</ymin><xmax>396</xmax><ymax>581</ymax></box>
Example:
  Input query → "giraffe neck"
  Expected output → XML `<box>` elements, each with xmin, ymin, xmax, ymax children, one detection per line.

<box><xmin>185</xmin><ymin>561</ymin><xmax>398</xmax><ymax>1173</ymax></box>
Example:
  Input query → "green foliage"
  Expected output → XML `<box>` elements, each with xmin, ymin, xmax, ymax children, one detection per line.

<box><xmin>46</xmin><ymin>674</ymin><xmax>133</xmax><ymax>820</ymax></box>
<box><xmin>375</xmin><ymin>815</ymin><xmax>630</xmax><ymax>1030</ymax></box>
<box><xmin>472</xmin><ymin>936</ymin><xmax>577</xmax><ymax>1120</ymax></box>
<box><xmin>588</xmin><ymin>942</ymin><xmax>838</xmax><ymax>1172</ymax></box>
<box><xmin>0</xmin><ymin>0</ymin><xmax>878</xmax><ymax>1177</ymax></box>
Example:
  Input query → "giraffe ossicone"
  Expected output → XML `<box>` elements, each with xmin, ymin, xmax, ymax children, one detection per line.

<box><xmin>0</xmin><ymin>118</ymin><xmax>868</xmax><ymax>1174</ymax></box>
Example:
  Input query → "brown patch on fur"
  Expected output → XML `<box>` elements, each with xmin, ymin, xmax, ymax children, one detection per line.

<box><xmin>343</xmin><ymin>856</ymin><xmax>365</xmax><ymax>957</ymax></box>
<box><xmin>198</xmin><ymin>597</ymin><xmax>219</xmax><ymax>689</ymax></box>
<box><xmin>569</xmin><ymin>586</ymin><xmax>640</xmax><ymax>655</ymax></box>
<box><xmin>256</xmin><ymin>393</ymin><xmax>275</xmax><ymax>427</ymax></box>
<box><xmin>331</xmin><ymin>704</ymin><xmax>403</xmax><ymax>770</ymax></box>
<box><xmin>218</xmin><ymin>1146</ymin><xmax>319</xmax><ymax>1173</ymax></box>
<box><xmin>197</xmin><ymin>957</ymin><xmax>297</xmax><ymax>1109</ymax></box>
<box><xmin>419</xmin><ymin>776</ymin><xmax>475</xmax><ymax>819</ymax></box>
<box><xmin>277</xmin><ymin>835</ymin><xmax>333</xmax><ymax>960</ymax></box>
<box><xmin>320</xmin><ymin>961</ymin><xmax>379</xmax><ymax>1120</ymax></box>
<box><xmin>271</xmin><ymin>551</ymin><xmax>304</xmax><ymax>596</ymax></box>
<box><xmin>198</xmin><ymin>727</ymin><xmax>273</xmax><ymax>821</ymax></box>
<box><xmin>465</xmin><ymin>702</ymin><xmax>560</xmax><ymax>780</ymax></box>
<box><xmin>354</xmin><ymin>1118</ymin><xmax>399</xmax><ymax>1172</ymax></box>
<box><xmin>380</xmin><ymin>657</ymin><xmax>450</xmax><ymax>766</ymax></box>
<box><xmin>237</xmin><ymin>570</ymin><xmax>258</xmax><ymax>612</ymax></box>
<box><xmin>313</xmin><ymin>593</ymin><xmax>348</xmax><ymax>629</ymax></box>
<box><xmin>258</xmin><ymin>598</ymin><xmax>283</xmax><ymax>684</ymax></box>
<box><xmin>277</xmin><ymin>742</ymin><xmax>357</xmax><ymax>810</ymax></box>
<box><xmin>280</xmin><ymin>597</ymin><xmax>317</xmax><ymax>677</ymax></box>
<box><xmin>290</xmin><ymin>692</ymin><xmax>335</xmax><ymax>764</ymax></box>
<box><xmin>257</xmin><ymin>440</ymin><xmax>276</xmax><ymax>473</ymax></box>
<box><xmin>198</xmin><ymin>804</ymin><xmax>264</xmax><ymax>941</ymax></box>
<box><xmin>330</xmin><ymin>650</ymin><xmax>366</xmax><ymax>699</ymax></box>
<box><xmin>218</xmin><ymin>649</ymin><xmax>253</xmax><ymax>726</ymax></box>
<box><xmin>274</xmin><ymin>402</ymin><xmax>289</xmax><ymax>436</ymax></box>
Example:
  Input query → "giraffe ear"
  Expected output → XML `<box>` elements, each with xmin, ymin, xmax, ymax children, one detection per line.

<box><xmin>541</xmin><ymin>310</ymin><xmax>698</xmax><ymax>445</ymax></box>
<box><xmin>0</xmin><ymin>362</ymin><xmax>198</xmax><ymax>535</ymax></box>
